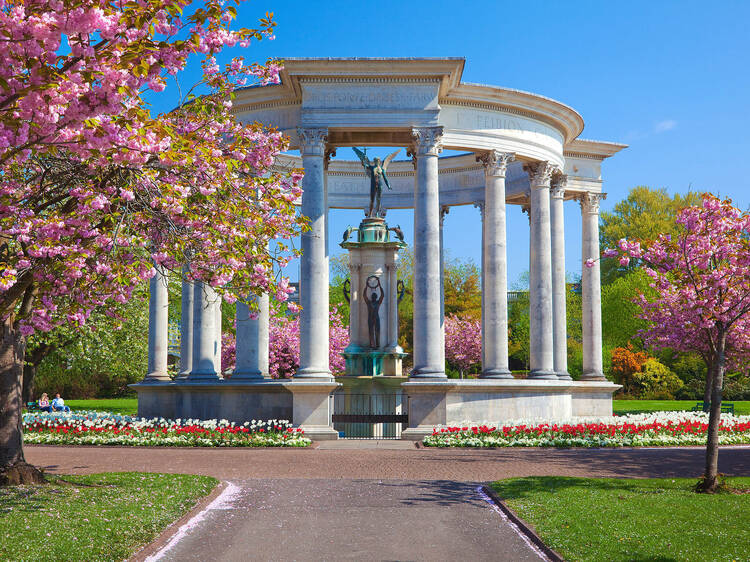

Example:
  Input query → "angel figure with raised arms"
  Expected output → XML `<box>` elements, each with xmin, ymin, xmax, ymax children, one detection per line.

<box><xmin>352</xmin><ymin>147</ymin><xmax>401</xmax><ymax>218</ymax></box>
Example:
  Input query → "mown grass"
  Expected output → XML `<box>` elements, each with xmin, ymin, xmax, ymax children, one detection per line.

<box><xmin>58</xmin><ymin>398</ymin><xmax>750</xmax><ymax>418</ymax></box>
<box><xmin>0</xmin><ymin>472</ymin><xmax>217</xmax><ymax>561</ymax></box>
<box><xmin>613</xmin><ymin>399</ymin><xmax>750</xmax><ymax>416</ymax></box>
<box><xmin>64</xmin><ymin>398</ymin><xmax>138</xmax><ymax>415</ymax></box>
<box><xmin>491</xmin><ymin>476</ymin><xmax>750</xmax><ymax>562</ymax></box>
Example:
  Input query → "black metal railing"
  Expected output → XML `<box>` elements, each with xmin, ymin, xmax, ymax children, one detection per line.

<box><xmin>332</xmin><ymin>392</ymin><xmax>408</xmax><ymax>439</ymax></box>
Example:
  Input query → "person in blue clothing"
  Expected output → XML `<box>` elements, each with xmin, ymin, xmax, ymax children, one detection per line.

<box><xmin>38</xmin><ymin>393</ymin><xmax>53</xmax><ymax>412</ymax></box>
<box><xmin>50</xmin><ymin>393</ymin><xmax>70</xmax><ymax>412</ymax></box>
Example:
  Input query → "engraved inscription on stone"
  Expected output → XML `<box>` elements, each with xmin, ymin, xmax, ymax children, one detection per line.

<box><xmin>442</xmin><ymin>107</ymin><xmax>564</xmax><ymax>143</ymax></box>
<box><xmin>302</xmin><ymin>83</ymin><xmax>439</xmax><ymax>110</ymax></box>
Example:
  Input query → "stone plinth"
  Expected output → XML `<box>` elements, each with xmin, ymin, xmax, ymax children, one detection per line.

<box><xmin>400</xmin><ymin>379</ymin><xmax>621</xmax><ymax>440</ymax></box>
<box><xmin>130</xmin><ymin>379</ymin><xmax>341</xmax><ymax>440</ymax></box>
<box><xmin>341</xmin><ymin>217</ymin><xmax>406</xmax><ymax>376</ymax></box>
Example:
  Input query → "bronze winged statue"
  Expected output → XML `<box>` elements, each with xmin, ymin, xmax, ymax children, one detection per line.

<box><xmin>352</xmin><ymin>147</ymin><xmax>401</xmax><ymax>218</ymax></box>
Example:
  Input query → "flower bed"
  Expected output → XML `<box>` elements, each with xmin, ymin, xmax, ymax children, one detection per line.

<box><xmin>422</xmin><ymin>412</ymin><xmax>750</xmax><ymax>448</ymax></box>
<box><xmin>22</xmin><ymin>411</ymin><xmax>311</xmax><ymax>447</ymax></box>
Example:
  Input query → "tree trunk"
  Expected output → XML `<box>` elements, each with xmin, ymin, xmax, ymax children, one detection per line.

<box><xmin>697</xmin><ymin>332</ymin><xmax>726</xmax><ymax>493</ymax></box>
<box><xmin>22</xmin><ymin>363</ymin><xmax>36</xmax><ymax>405</ymax></box>
<box><xmin>0</xmin><ymin>318</ymin><xmax>44</xmax><ymax>485</ymax></box>
<box><xmin>702</xmin><ymin>363</ymin><xmax>714</xmax><ymax>407</ymax></box>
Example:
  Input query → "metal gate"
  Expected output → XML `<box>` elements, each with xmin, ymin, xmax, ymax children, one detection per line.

<box><xmin>332</xmin><ymin>392</ymin><xmax>408</xmax><ymax>439</ymax></box>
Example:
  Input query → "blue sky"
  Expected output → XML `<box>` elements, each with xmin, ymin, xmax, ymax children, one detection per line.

<box><xmin>150</xmin><ymin>0</ymin><xmax>750</xmax><ymax>285</ymax></box>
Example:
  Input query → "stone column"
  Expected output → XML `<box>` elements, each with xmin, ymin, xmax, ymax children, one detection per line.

<box><xmin>385</xmin><ymin>261</ymin><xmax>401</xmax><ymax>352</ymax></box>
<box><xmin>580</xmin><ymin>192</ymin><xmax>606</xmax><ymax>381</ymax></box>
<box><xmin>410</xmin><ymin>126</ymin><xmax>446</xmax><ymax>378</ymax></box>
<box><xmin>178</xmin><ymin>266</ymin><xmax>193</xmax><ymax>379</ymax></box>
<box><xmin>189</xmin><ymin>282</ymin><xmax>222</xmax><ymax>380</ymax></box>
<box><xmin>349</xmin><ymin>263</ymin><xmax>362</xmax><ymax>350</ymax></box>
<box><xmin>550</xmin><ymin>174</ymin><xmax>571</xmax><ymax>380</ymax></box>
<box><xmin>439</xmin><ymin>205</ymin><xmax>449</xmax><ymax>330</ymax></box>
<box><xmin>523</xmin><ymin>161</ymin><xmax>557</xmax><ymax>379</ymax></box>
<box><xmin>145</xmin><ymin>266</ymin><xmax>170</xmax><ymax>381</ymax></box>
<box><xmin>233</xmin><ymin>294</ymin><xmax>269</xmax><ymax>379</ymax></box>
<box><xmin>296</xmin><ymin>127</ymin><xmax>331</xmax><ymax>379</ymax></box>
<box><xmin>474</xmin><ymin>201</ymin><xmax>485</xmax><ymax>366</ymax></box>
<box><xmin>477</xmin><ymin>150</ymin><xmax>514</xmax><ymax>378</ymax></box>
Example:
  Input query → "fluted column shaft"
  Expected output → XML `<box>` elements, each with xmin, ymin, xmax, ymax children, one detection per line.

<box><xmin>146</xmin><ymin>266</ymin><xmax>170</xmax><ymax>381</ymax></box>
<box><xmin>550</xmin><ymin>175</ymin><xmax>571</xmax><ymax>380</ymax></box>
<box><xmin>296</xmin><ymin>128</ymin><xmax>331</xmax><ymax>379</ymax></box>
<box><xmin>189</xmin><ymin>282</ymin><xmax>222</xmax><ymax>379</ymax></box>
<box><xmin>410</xmin><ymin>126</ymin><xmax>446</xmax><ymax>378</ymax></box>
<box><xmin>178</xmin><ymin>266</ymin><xmax>193</xmax><ymax>378</ymax></box>
<box><xmin>581</xmin><ymin>192</ymin><xmax>606</xmax><ymax>380</ymax></box>
<box><xmin>478</xmin><ymin>151</ymin><xmax>514</xmax><ymax>378</ymax></box>
<box><xmin>234</xmin><ymin>294</ymin><xmax>269</xmax><ymax>379</ymax></box>
<box><xmin>524</xmin><ymin>161</ymin><xmax>557</xmax><ymax>379</ymax></box>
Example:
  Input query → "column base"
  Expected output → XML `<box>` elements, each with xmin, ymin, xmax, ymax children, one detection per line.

<box><xmin>294</xmin><ymin>367</ymin><xmax>333</xmax><ymax>380</ymax></box>
<box><xmin>186</xmin><ymin>372</ymin><xmax>223</xmax><ymax>383</ymax></box>
<box><xmin>409</xmin><ymin>368</ymin><xmax>447</xmax><ymax>379</ymax></box>
<box><xmin>231</xmin><ymin>371</ymin><xmax>265</xmax><ymax>380</ymax></box>
<box><xmin>142</xmin><ymin>372</ymin><xmax>171</xmax><ymax>383</ymax></box>
<box><xmin>528</xmin><ymin>369</ymin><xmax>558</xmax><ymax>380</ymax></box>
<box><xmin>556</xmin><ymin>371</ymin><xmax>573</xmax><ymax>381</ymax></box>
<box><xmin>581</xmin><ymin>371</ymin><xmax>607</xmax><ymax>381</ymax></box>
<box><xmin>480</xmin><ymin>368</ymin><xmax>513</xmax><ymax>379</ymax></box>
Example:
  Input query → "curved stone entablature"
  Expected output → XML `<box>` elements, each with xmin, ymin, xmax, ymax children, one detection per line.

<box><xmin>232</xmin><ymin>58</ymin><xmax>625</xmax><ymax>209</ymax></box>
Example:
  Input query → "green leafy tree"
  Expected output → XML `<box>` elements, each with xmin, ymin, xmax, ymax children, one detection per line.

<box><xmin>600</xmin><ymin>187</ymin><xmax>701</xmax><ymax>283</ymax></box>
<box><xmin>601</xmin><ymin>269</ymin><xmax>655</xmax><ymax>349</ymax></box>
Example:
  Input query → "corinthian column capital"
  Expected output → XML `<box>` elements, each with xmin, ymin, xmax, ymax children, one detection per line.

<box><xmin>476</xmin><ymin>150</ymin><xmax>515</xmax><ymax>177</ymax></box>
<box><xmin>579</xmin><ymin>191</ymin><xmax>606</xmax><ymax>214</ymax></box>
<box><xmin>297</xmin><ymin>127</ymin><xmax>328</xmax><ymax>157</ymax></box>
<box><xmin>550</xmin><ymin>172</ymin><xmax>568</xmax><ymax>199</ymax></box>
<box><xmin>411</xmin><ymin>126</ymin><xmax>444</xmax><ymax>156</ymax></box>
<box><xmin>523</xmin><ymin>161</ymin><xmax>558</xmax><ymax>188</ymax></box>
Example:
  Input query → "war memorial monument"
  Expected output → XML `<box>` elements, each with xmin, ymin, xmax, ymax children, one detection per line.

<box><xmin>133</xmin><ymin>58</ymin><xmax>626</xmax><ymax>439</ymax></box>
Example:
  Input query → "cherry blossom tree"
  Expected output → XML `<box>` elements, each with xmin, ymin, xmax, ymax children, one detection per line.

<box><xmin>0</xmin><ymin>0</ymin><xmax>306</xmax><ymax>484</ymax></box>
<box><xmin>602</xmin><ymin>194</ymin><xmax>750</xmax><ymax>492</ymax></box>
<box><xmin>444</xmin><ymin>315</ymin><xmax>482</xmax><ymax>378</ymax></box>
<box><xmin>221</xmin><ymin>306</ymin><xmax>350</xmax><ymax>377</ymax></box>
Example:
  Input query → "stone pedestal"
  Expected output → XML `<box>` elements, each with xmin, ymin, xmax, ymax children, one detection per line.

<box><xmin>341</xmin><ymin>217</ymin><xmax>407</xmax><ymax>376</ymax></box>
<box><xmin>283</xmin><ymin>380</ymin><xmax>341</xmax><ymax>440</ymax></box>
<box><xmin>400</xmin><ymin>379</ymin><xmax>621</xmax><ymax>439</ymax></box>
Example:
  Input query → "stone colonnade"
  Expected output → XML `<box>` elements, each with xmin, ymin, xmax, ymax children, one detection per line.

<box><xmin>144</xmin><ymin>126</ymin><xmax>605</xmax><ymax>383</ymax></box>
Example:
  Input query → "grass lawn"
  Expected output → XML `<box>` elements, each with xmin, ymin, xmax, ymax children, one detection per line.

<box><xmin>492</xmin><ymin>476</ymin><xmax>750</xmax><ymax>562</ymax></box>
<box><xmin>64</xmin><ymin>398</ymin><xmax>138</xmax><ymax>415</ymax></box>
<box><xmin>60</xmin><ymin>398</ymin><xmax>750</xmax><ymax>418</ymax></box>
<box><xmin>0</xmin><ymin>472</ymin><xmax>217</xmax><ymax>561</ymax></box>
<box><xmin>614</xmin><ymin>399</ymin><xmax>750</xmax><ymax>416</ymax></box>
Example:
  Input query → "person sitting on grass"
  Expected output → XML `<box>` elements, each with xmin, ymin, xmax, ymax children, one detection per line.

<box><xmin>50</xmin><ymin>393</ymin><xmax>70</xmax><ymax>412</ymax></box>
<box><xmin>38</xmin><ymin>393</ymin><xmax>53</xmax><ymax>413</ymax></box>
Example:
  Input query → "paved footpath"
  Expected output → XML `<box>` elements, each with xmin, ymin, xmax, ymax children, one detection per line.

<box><xmin>143</xmin><ymin>479</ymin><xmax>544</xmax><ymax>562</ymax></box>
<box><xmin>25</xmin><ymin>443</ymin><xmax>750</xmax><ymax>481</ymax></box>
<box><xmin>25</xmin><ymin>445</ymin><xmax>750</xmax><ymax>561</ymax></box>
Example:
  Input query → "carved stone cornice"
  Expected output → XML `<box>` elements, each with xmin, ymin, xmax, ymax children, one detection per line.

<box><xmin>473</xmin><ymin>201</ymin><xmax>484</xmax><ymax>218</ymax></box>
<box><xmin>476</xmin><ymin>150</ymin><xmax>515</xmax><ymax>178</ymax></box>
<box><xmin>523</xmin><ymin>161</ymin><xmax>558</xmax><ymax>188</ymax></box>
<box><xmin>439</xmin><ymin>205</ymin><xmax>450</xmax><ymax>227</ymax></box>
<box><xmin>324</xmin><ymin>147</ymin><xmax>337</xmax><ymax>170</ymax></box>
<box><xmin>297</xmin><ymin>127</ymin><xmax>328</xmax><ymax>157</ymax></box>
<box><xmin>411</xmin><ymin>126</ymin><xmax>444</xmax><ymax>157</ymax></box>
<box><xmin>521</xmin><ymin>204</ymin><xmax>531</xmax><ymax>222</ymax></box>
<box><xmin>550</xmin><ymin>172</ymin><xmax>567</xmax><ymax>199</ymax></box>
<box><xmin>405</xmin><ymin>149</ymin><xmax>418</xmax><ymax>170</ymax></box>
<box><xmin>578</xmin><ymin>191</ymin><xmax>606</xmax><ymax>214</ymax></box>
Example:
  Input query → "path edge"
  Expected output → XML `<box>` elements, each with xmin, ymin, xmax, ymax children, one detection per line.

<box><xmin>480</xmin><ymin>485</ymin><xmax>564</xmax><ymax>562</ymax></box>
<box><xmin>128</xmin><ymin>480</ymin><xmax>227</xmax><ymax>562</ymax></box>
